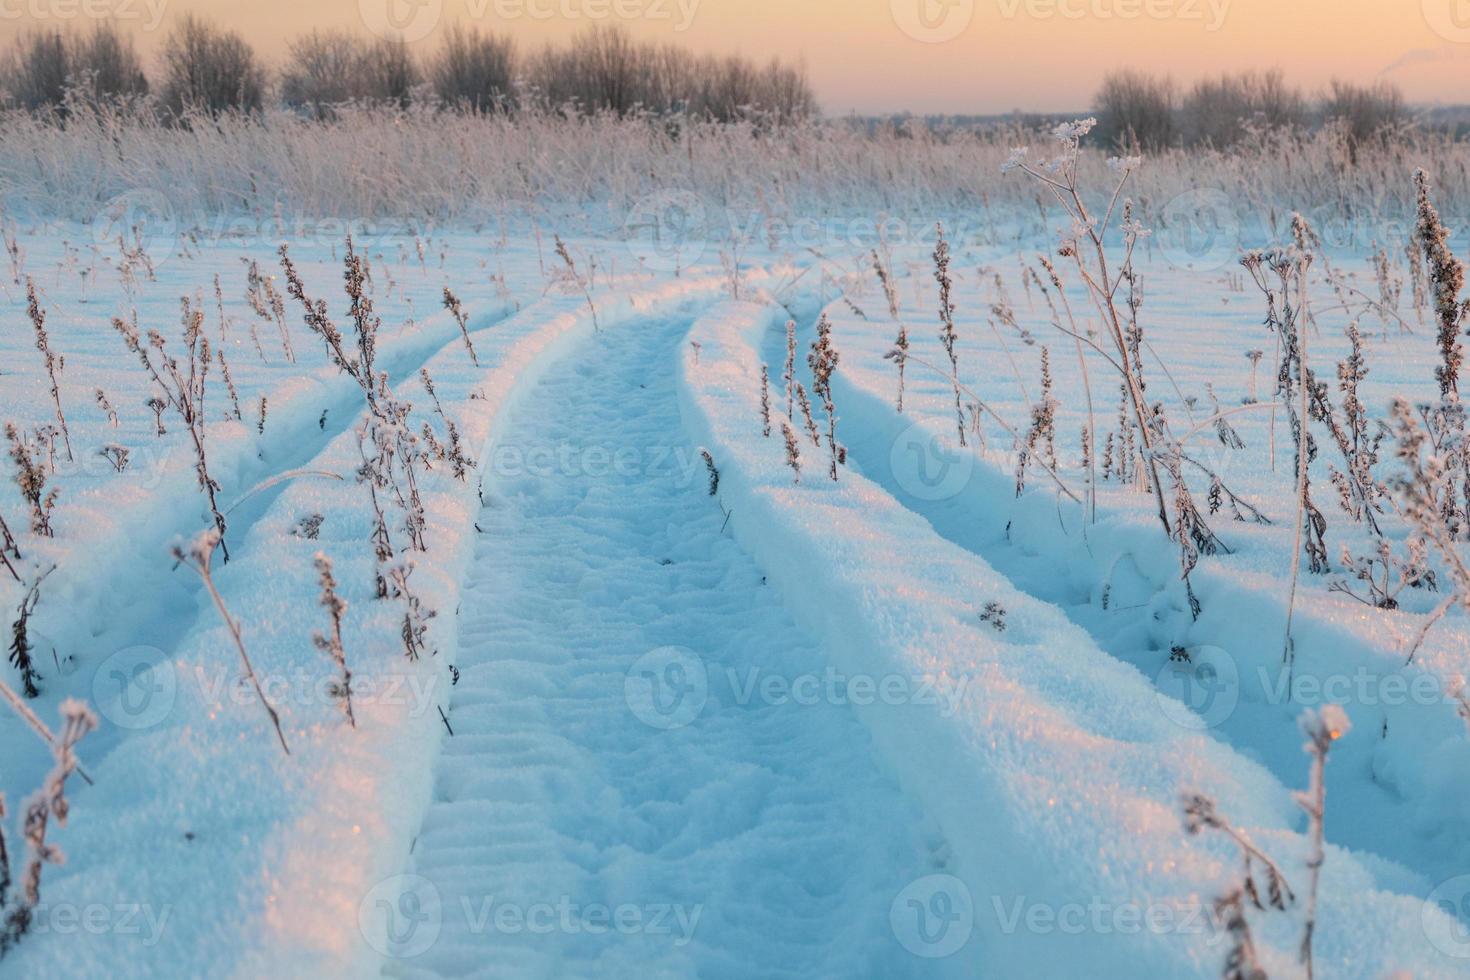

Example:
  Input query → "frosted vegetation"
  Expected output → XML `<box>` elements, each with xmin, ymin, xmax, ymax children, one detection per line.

<box><xmin>4</xmin><ymin>17</ymin><xmax>1470</xmax><ymax>978</ymax></box>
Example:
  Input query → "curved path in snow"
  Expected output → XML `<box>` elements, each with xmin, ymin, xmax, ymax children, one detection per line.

<box><xmin>385</xmin><ymin>313</ymin><xmax>941</xmax><ymax>979</ymax></box>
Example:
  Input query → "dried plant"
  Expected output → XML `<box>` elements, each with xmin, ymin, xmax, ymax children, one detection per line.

<box><xmin>808</xmin><ymin>312</ymin><xmax>842</xmax><ymax>481</ymax></box>
<box><xmin>6</xmin><ymin>426</ymin><xmax>57</xmax><ymax>538</ymax></box>
<box><xmin>442</xmin><ymin>286</ymin><xmax>479</xmax><ymax>365</ymax></box>
<box><xmin>0</xmin><ymin>515</ymin><xmax>19</xmax><ymax>584</ymax></box>
<box><xmin>700</xmin><ymin>449</ymin><xmax>720</xmax><ymax>497</ymax></box>
<box><xmin>172</xmin><ymin>530</ymin><xmax>289</xmax><ymax>754</ymax></box>
<box><xmin>783</xmin><ymin>320</ymin><xmax>797</xmax><ymax>422</ymax></box>
<box><xmin>312</xmin><ymin>552</ymin><xmax>355</xmax><ymax>728</ymax></box>
<box><xmin>874</xmin><ymin>249</ymin><xmax>910</xmax><ymax>413</ymax></box>
<box><xmin>113</xmin><ymin>299</ymin><xmax>230</xmax><ymax>561</ymax></box>
<box><xmin>245</xmin><ymin>258</ymin><xmax>294</xmax><ymax>361</ymax></box>
<box><xmin>1215</xmin><ymin>889</ymin><xmax>1268</xmax><ymax>980</ymax></box>
<box><xmin>1415</xmin><ymin>170</ymin><xmax>1468</xmax><ymax>399</ymax></box>
<box><xmin>553</xmin><ymin>234</ymin><xmax>599</xmax><ymax>331</ymax></box>
<box><xmin>7</xmin><ymin>568</ymin><xmax>52</xmax><ymax>699</ymax></box>
<box><xmin>99</xmin><ymin>445</ymin><xmax>129</xmax><ymax>474</ymax></box>
<box><xmin>1296</xmin><ymin>706</ymin><xmax>1349</xmax><ymax>980</ymax></box>
<box><xmin>795</xmin><ymin>382</ymin><xmax>820</xmax><ymax>448</ymax></box>
<box><xmin>1016</xmin><ymin>347</ymin><xmax>1058</xmax><ymax>497</ymax></box>
<box><xmin>147</xmin><ymin>396</ymin><xmax>167</xmax><ymax>436</ymax></box>
<box><xmin>420</xmin><ymin>369</ymin><xmax>475</xmax><ymax>482</ymax></box>
<box><xmin>217</xmin><ymin>346</ymin><xmax>243</xmax><ymax>421</ymax></box>
<box><xmin>782</xmin><ymin>421</ymin><xmax>801</xmax><ymax>483</ymax></box>
<box><xmin>760</xmin><ymin>364</ymin><xmax>772</xmax><ymax>438</ymax></box>
<box><xmin>0</xmin><ymin>699</ymin><xmax>96</xmax><ymax>958</ymax></box>
<box><xmin>25</xmin><ymin>279</ymin><xmax>72</xmax><ymax>463</ymax></box>
<box><xmin>94</xmin><ymin>388</ymin><xmax>118</xmax><ymax>428</ymax></box>
<box><xmin>933</xmin><ymin>224</ymin><xmax>968</xmax><ymax>447</ymax></box>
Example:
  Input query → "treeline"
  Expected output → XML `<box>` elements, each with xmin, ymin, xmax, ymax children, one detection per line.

<box><xmin>1</xmin><ymin>17</ymin><xmax>818</xmax><ymax>122</ymax></box>
<box><xmin>1093</xmin><ymin>69</ymin><xmax>1408</xmax><ymax>150</ymax></box>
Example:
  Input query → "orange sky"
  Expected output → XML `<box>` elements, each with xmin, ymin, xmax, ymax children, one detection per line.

<box><xmin>2</xmin><ymin>0</ymin><xmax>1468</xmax><ymax>113</ymax></box>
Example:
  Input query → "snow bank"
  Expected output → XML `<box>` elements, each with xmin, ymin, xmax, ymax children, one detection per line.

<box><xmin>5</xmin><ymin>272</ymin><xmax>783</xmax><ymax>978</ymax></box>
<box><xmin>675</xmin><ymin>300</ymin><xmax>1467</xmax><ymax>977</ymax></box>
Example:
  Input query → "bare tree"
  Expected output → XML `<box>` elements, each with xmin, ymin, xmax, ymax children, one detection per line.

<box><xmin>159</xmin><ymin>14</ymin><xmax>266</xmax><ymax>117</ymax></box>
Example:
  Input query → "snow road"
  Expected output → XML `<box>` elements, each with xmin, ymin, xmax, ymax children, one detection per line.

<box><xmin>385</xmin><ymin>313</ymin><xmax>940</xmax><ymax>979</ymax></box>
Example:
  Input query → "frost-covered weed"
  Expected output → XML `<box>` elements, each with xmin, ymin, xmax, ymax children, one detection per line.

<box><xmin>932</xmin><ymin>224</ymin><xmax>967</xmax><ymax>448</ymax></box>
<box><xmin>25</xmin><ymin>279</ymin><xmax>72</xmax><ymax>463</ymax></box>
<box><xmin>313</xmin><ymin>552</ymin><xmax>355</xmax><ymax>728</ymax></box>
<box><xmin>5</xmin><ymin>425</ymin><xmax>57</xmax><ymax>538</ymax></box>
<box><xmin>759</xmin><ymin>364</ymin><xmax>772</xmax><ymax>438</ymax></box>
<box><xmin>808</xmin><ymin>313</ymin><xmax>842</xmax><ymax>482</ymax></box>
<box><xmin>782</xmin><ymin>421</ymin><xmax>801</xmax><ymax>484</ymax></box>
<box><xmin>113</xmin><ymin>300</ymin><xmax>230</xmax><ymax>560</ymax></box>
<box><xmin>441</xmin><ymin>286</ymin><xmax>479</xmax><ymax>365</ymax></box>
<box><xmin>0</xmin><ymin>699</ymin><xmax>97</xmax><ymax>958</ymax></box>
<box><xmin>172</xmin><ymin>530</ymin><xmax>289</xmax><ymax>754</ymax></box>
<box><xmin>1297</xmin><ymin>706</ymin><xmax>1349</xmax><ymax>980</ymax></box>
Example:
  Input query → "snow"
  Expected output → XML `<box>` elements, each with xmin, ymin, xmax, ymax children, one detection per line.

<box><xmin>677</xmin><ymin>298</ymin><xmax>1470</xmax><ymax>977</ymax></box>
<box><xmin>0</xmin><ymin>203</ymin><xmax>1468</xmax><ymax>979</ymax></box>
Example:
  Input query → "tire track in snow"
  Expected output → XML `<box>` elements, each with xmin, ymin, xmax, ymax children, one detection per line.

<box><xmin>385</xmin><ymin>314</ymin><xmax>939</xmax><ymax>979</ymax></box>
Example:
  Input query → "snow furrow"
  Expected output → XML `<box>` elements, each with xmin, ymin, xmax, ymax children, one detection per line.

<box><xmin>677</xmin><ymin>299</ymin><xmax>1467</xmax><ymax>978</ymax></box>
<box><xmin>384</xmin><ymin>311</ymin><xmax>936</xmax><ymax>980</ymax></box>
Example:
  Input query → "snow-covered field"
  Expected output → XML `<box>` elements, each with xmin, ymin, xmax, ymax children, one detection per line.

<box><xmin>4</xmin><ymin>122</ymin><xmax>1470</xmax><ymax>978</ymax></box>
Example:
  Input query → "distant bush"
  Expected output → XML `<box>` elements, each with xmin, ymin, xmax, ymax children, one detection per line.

<box><xmin>3</xmin><ymin>25</ymin><xmax>147</xmax><ymax>113</ymax></box>
<box><xmin>1322</xmin><ymin>79</ymin><xmax>1406</xmax><ymax>148</ymax></box>
<box><xmin>280</xmin><ymin>31</ymin><xmax>421</xmax><ymax>116</ymax></box>
<box><xmin>1094</xmin><ymin>70</ymin><xmax>1177</xmax><ymax>151</ymax></box>
<box><xmin>526</xmin><ymin>26</ymin><xmax>816</xmax><ymax>121</ymax></box>
<box><xmin>1094</xmin><ymin>69</ymin><xmax>1409</xmax><ymax>151</ymax></box>
<box><xmin>1181</xmin><ymin>69</ymin><xmax>1306</xmax><ymax>147</ymax></box>
<box><xmin>425</xmin><ymin>24</ymin><xmax>516</xmax><ymax>113</ymax></box>
<box><xmin>159</xmin><ymin>14</ymin><xmax>266</xmax><ymax>117</ymax></box>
